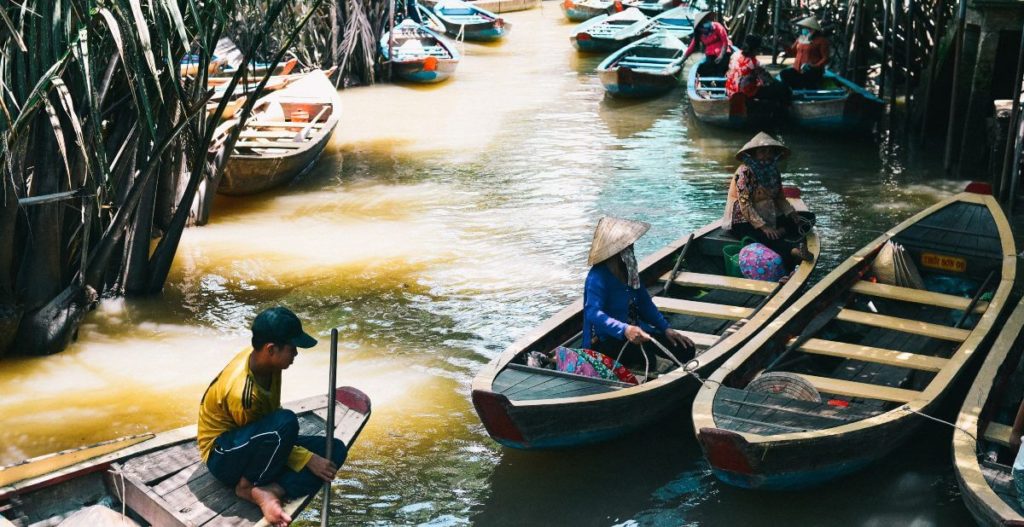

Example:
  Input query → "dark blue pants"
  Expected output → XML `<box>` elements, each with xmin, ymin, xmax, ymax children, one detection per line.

<box><xmin>207</xmin><ymin>409</ymin><xmax>348</xmax><ymax>498</ymax></box>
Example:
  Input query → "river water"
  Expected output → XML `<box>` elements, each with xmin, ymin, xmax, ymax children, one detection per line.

<box><xmin>0</xmin><ymin>5</ymin><xmax>982</xmax><ymax>526</ymax></box>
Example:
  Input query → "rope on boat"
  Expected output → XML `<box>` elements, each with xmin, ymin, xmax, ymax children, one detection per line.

<box><xmin>899</xmin><ymin>406</ymin><xmax>978</xmax><ymax>443</ymax></box>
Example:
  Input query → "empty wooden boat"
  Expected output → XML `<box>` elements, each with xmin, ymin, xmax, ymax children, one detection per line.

<box><xmin>622</xmin><ymin>0</ymin><xmax>674</xmax><ymax>17</ymax></box>
<box><xmin>787</xmin><ymin>69</ymin><xmax>884</xmax><ymax>132</ymax></box>
<box><xmin>0</xmin><ymin>388</ymin><xmax>371</xmax><ymax>526</ymax></box>
<box><xmin>597</xmin><ymin>32</ymin><xmax>686</xmax><ymax>98</ymax></box>
<box><xmin>213</xmin><ymin>70</ymin><xmax>342</xmax><ymax>196</ymax></box>
<box><xmin>570</xmin><ymin>8</ymin><xmax>654</xmax><ymax>53</ymax></box>
<box><xmin>686</xmin><ymin>53</ymin><xmax>780</xmax><ymax>128</ymax></box>
<box><xmin>421</xmin><ymin>0</ymin><xmax>539</xmax><ymax>13</ymax></box>
<box><xmin>561</xmin><ymin>0</ymin><xmax>614</xmax><ymax>22</ymax></box>
<box><xmin>649</xmin><ymin>5</ymin><xmax>697</xmax><ymax>40</ymax></box>
<box><xmin>381</xmin><ymin>19</ymin><xmax>461</xmax><ymax>84</ymax></box>
<box><xmin>432</xmin><ymin>0</ymin><xmax>509</xmax><ymax>41</ymax></box>
<box><xmin>693</xmin><ymin>185</ymin><xmax>1015</xmax><ymax>490</ymax></box>
<box><xmin>472</xmin><ymin>191</ymin><xmax>819</xmax><ymax>450</ymax></box>
<box><xmin>953</xmin><ymin>295</ymin><xmax>1024</xmax><ymax>525</ymax></box>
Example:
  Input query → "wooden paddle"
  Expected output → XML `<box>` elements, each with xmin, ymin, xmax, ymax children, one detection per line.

<box><xmin>764</xmin><ymin>301</ymin><xmax>845</xmax><ymax>373</ymax></box>
<box><xmin>955</xmin><ymin>270</ymin><xmax>997</xmax><ymax>329</ymax></box>
<box><xmin>659</xmin><ymin>233</ymin><xmax>695</xmax><ymax>296</ymax></box>
<box><xmin>320</xmin><ymin>328</ymin><xmax>339</xmax><ymax>527</ymax></box>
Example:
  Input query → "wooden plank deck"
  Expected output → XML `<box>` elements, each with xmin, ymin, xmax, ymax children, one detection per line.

<box><xmin>659</xmin><ymin>271</ymin><xmax>775</xmax><ymax>295</ymax></box>
<box><xmin>652</xmin><ymin>297</ymin><xmax>753</xmax><ymax>320</ymax></box>
<box><xmin>835</xmin><ymin>309</ymin><xmax>972</xmax><ymax>342</ymax></box>
<box><xmin>850</xmin><ymin>281</ymin><xmax>988</xmax><ymax>313</ymax></box>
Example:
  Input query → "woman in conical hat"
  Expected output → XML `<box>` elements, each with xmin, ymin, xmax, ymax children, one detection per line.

<box><xmin>779</xmin><ymin>15</ymin><xmax>830</xmax><ymax>90</ymax></box>
<box><xmin>681</xmin><ymin>11</ymin><xmax>733</xmax><ymax>79</ymax></box>
<box><xmin>582</xmin><ymin>217</ymin><xmax>695</xmax><ymax>368</ymax></box>
<box><xmin>722</xmin><ymin>132</ymin><xmax>814</xmax><ymax>268</ymax></box>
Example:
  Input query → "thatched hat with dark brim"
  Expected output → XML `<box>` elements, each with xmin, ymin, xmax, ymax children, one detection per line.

<box><xmin>735</xmin><ymin>132</ymin><xmax>791</xmax><ymax>160</ymax></box>
<box><xmin>588</xmin><ymin>217</ymin><xmax>651</xmax><ymax>266</ymax></box>
<box><xmin>692</xmin><ymin>11</ymin><xmax>715</xmax><ymax>28</ymax></box>
<box><xmin>796</xmin><ymin>16</ymin><xmax>822</xmax><ymax>31</ymax></box>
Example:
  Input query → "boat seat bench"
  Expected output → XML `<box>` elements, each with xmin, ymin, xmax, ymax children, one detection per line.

<box><xmin>660</xmin><ymin>271</ymin><xmax>775</xmax><ymax>295</ymax></box>
<box><xmin>796</xmin><ymin>338</ymin><xmax>948</xmax><ymax>372</ymax></box>
<box><xmin>835</xmin><ymin>309</ymin><xmax>971</xmax><ymax>342</ymax></box>
<box><xmin>234</xmin><ymin>141</ymin><xmax>306</xmax><ymax>149</ymax></box>
<box><xmin>796</xmin><ymin>373</ymin><xmax>921</xmax><ymax>403</ymax></box>
<box><xmin>985</xmin><ymin>422</ymin><xmax>1015</xmax><ymax>447</ymax></box>
<box><xmin>653</xmin><ymin>297</ymin><xmax>753</xmax><ymax>320</ymax></box>
<box><xmin>673</xmin><ymin>330</ymin><xmax>718</xmax><ymax>348</ymax></box>
<box><xmin>850</xmin><ymin>280</ymin><xmax>988</xmax><ymax>313</ymax></box>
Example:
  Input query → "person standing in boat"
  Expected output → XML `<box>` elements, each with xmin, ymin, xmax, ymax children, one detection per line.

<box><xmin>582</xmin><ymin>217</ymin><xmax>696</xmax><ymax>369</ymax></box>
<box><xmin>778</xmin><ymin>16</ymin><xmax>830</xmax><ymax>90</ymax></box>
<box><xmin>682</xmin><ymin>11</ymin><xmax>732</xmax><ymax>78</ymax></box>
<box><xmin>725</xmin><ymin>34</ymin><xmax>791</xmax><ymax>106</ymax></box>
<box><xmin>722</xmin><ymin>132</ymin><xmax>814</xmax><ymax>268</ymax></box>
<box><xmin>197</xmin><ymin>307</ymin><xmax>345</xmax><ymax>527</ymax></box>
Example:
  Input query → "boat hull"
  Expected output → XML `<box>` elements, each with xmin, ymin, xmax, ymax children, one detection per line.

<box><xmin>561</xmin><ymin>2</ymin><xmax>609</xmax><ymax>21</ymax></box>
<box><xmin>392</xmin><ymin>59</ymin><xmax>459</xmax><ymax>83</ymax></box>
<box><xmin>599</xmin><ymin>67</ymin><xmax>680</xmax><ymax>98</ymax></box>
<box><xmin>789</xmin><ymin>91</ymin><xmax>883</xmax><ymax>132</ymax></box>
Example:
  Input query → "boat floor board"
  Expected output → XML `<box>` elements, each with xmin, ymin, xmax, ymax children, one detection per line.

<box><xmin>849</xmin><ymin>281</ymin><xmax>987</xmax><ymax>313</ymax></box>
<box><xmin>493</xmin><ymin>365</ymin><xmax>621</xmax><ymax>401</ymax></box>
<box><xmin>798</xmin><ymin>338</ymin><xmax>948</xmax><ymax>372</ymax></box>
<box><xmin>660</xmin><ymin>271</ymin><xmax>775</xmax><ymax>295</ymax></box>
<box><xmin>980</xmin><ymin>460</ymin><xmax>1024</xmax><ymax>515</ymax></box>
<box><xmin>712</xmin><ymin>386</ymin><xmax>882</xmax><ymax>435</ymax></box>
<box><xmin>835</xmin><ymin>308</ymin><xmax>971</xmax><ymax>342</ymax></box>
<box><xmin>652</xmin><ymin>297</ymin><xmax>754</xmax><ymax>320</ymax></box>
<box><xmin>797</xmin><ymin>374</ymin><xmax>920</xmax><ymax>403</ymax></box>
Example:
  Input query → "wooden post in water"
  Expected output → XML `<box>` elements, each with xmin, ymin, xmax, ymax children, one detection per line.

<box><xmin>387</xmin><ymin>0</ymin><xmax>396</xmax><ymax>82</ymax></box>
<box><xmin>320</xmin><ymin>328</ymin><xmax>339</xmax><ymax>527</ymax></box>
<box><xmin>917</xmin><ymin>0</ymin><xmax>948</xmax><ymax>144</ymax></box>
<box><xmin>999</xmin><ymin>28</ymin><xmax>1024</xmax><ymax>204</ymax></box>
<box><xmin>903</xmin><ymin>0</ymin><xmax>913</xmax><ymax>140</ymax></box>
<box><xmin>331</xmin><ymin>0</ymin><xmax>341</xmax><ymax>88</ymax></box>
<box><xmin>944</xmin><ymin>0</ymin><xmax>968</xmax><ymax>171</ymax></box>
<box><xmin>772</xmin><ymin>0</ymin><xmax>781</xmax><ymax>65</ymax></box>
<box><xmin>879</xmin><ymin>0</ymin><xmax>889</xmax><ymax>98</ymax></box>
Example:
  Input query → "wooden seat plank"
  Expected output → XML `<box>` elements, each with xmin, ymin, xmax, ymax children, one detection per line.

<box><xmin>674</xmin><ymin>330</ymin><xmax>718</xmax><ymax>348</ymax></box>
<box><xmin>653</xmin><ymin>297</ymin><xmax>753</xmax><ymax>320</ymax></box>
<box><xmin>985</xmin><ymin>422</ymin><xmax>1015</xmax><ymax>447</ymax></box>
<box><xmin>247</xmin><ymin>121</ymin><xmax>325</xmax><ymax>128</ymax></box>
<box><xmin>797</xmin><ymin>374</ymin><xmax>921</xmax><ymax>403</ymax></box>
<box><xmin>835</xmin><ymin>309</ymin><xmax>971</xmax><ymax>342</ymax></box>
<box><xmin>238</xmin><ymin>130</ymin><xmax>303</xmax><ymax>139</ymax></box>
<box><xmin>798</xmin><ymin>338</ymin><xmax>949</xmax><ymax>372</ymax></box>
<box><xmin>660</xmin><ymin>271</ymin><xmax>775</xmax><ymax>295</ymax></box>
<box><xmin>850</xmin><ymin>281</ymin><xmax>988</xmax><ymax>313</ymax></box>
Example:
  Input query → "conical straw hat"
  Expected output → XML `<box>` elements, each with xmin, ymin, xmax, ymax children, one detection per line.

<box><xmin>692</xmin><ymin>11</ymin><xmax>715</xmax><ymax>27</ymax></box>
<box><xmin>588</xmin><ymin>217</ymin><xmax>650</xmax><ymax>266</ymax></box>
<box><xmin>796</xmin><ymin>16</ymin><xmax>821</xmax><ymax>31</ymax></box>
<box><xmin>735</xmin><ymin>132</ymin><xmax>791</xmax><ymax>160</ymax></box>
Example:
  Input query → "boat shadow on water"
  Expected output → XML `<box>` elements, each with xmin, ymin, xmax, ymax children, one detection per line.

<box><xmin>597</xmin><ymin>93</ymin><xmax>682</xmax><ymax>140</ymax></box>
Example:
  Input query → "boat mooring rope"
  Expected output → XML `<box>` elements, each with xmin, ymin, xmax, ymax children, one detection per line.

<box><xmin>899</xmin><ymin>406</ymin><xmax>978</xmax><ymax>443</ymax></box>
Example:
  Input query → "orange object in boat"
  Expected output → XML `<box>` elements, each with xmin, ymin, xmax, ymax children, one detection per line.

<box><xmin>424</xmin><ymin>56</ymin><xmax>438</xmax><ymax>72</ymax></box>
<box><xmin>290</xmin><ymin>109</ymin><xmax>309</xmax><ymax>122</ymax></box>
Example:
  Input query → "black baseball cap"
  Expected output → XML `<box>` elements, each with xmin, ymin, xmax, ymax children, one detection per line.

<box><xmin>252</xmin><ymin>307</ymin><xmax>317</xmax><ymax>348</ymax></box>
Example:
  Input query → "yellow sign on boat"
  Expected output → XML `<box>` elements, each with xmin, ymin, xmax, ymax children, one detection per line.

<box><xmin>921</xmin><ymin>252</ymin><xmax>967</xmax><ymax>273</ymax></box>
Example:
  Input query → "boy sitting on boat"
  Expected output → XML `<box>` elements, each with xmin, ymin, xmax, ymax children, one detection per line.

<box><xmin>197</xmin><ymin>307</ymin><xmax>345</xmax><ymax>527</ymax></box>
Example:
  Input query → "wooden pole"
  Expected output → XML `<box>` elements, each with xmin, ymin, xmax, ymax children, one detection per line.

<box><xmin>903</xmin><ymin>0</ymin><xmax>913</xmax><ymax>140</ymax></box>
<box><xmin>772</xmin><ymin>0</ymin><xmax>781</xmax><ymax>65</ymax></box>
<box><xmin>879</xmin><ymin>0</ymin><xmax>889</xmax><ymax>98</ymax></box>
<box><xmin>387</xmin><ymin>0</ymin><xmax>396</xmax><ymax>82</ymax></box>
<box><xmin>999</xmin><ymin>26</ymin><xmax>1024</xmax><ymax>203</ymax></box>
<box><xmin>331</xmin><ymin>0</ymin><xmax>341</xmax><ymax>88</ymax></box>
<box><xmin>1009</xmin><ymin>91</ymin><xmax>1024</xmax><ymax>215</ymax></box>
<box><xmin>320</xmin><ymin>328</ymin><xmax>339</xmax><ymax>527</ymax></box>
<box><xmin>944</xmin><ymin>0</ymin><xmax>968</xmax><ymax>171</ymax></box>
<box><xmin>917</xmin><ymin>0</ymin><xmax>948</xmax><ymax>143</ymax></box>
<box><xmin>78</xmin><ymin>195</ymin><xmax>91</xmax><ymax>286</ymax></box>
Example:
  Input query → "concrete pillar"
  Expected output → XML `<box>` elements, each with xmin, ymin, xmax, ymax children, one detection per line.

<box><xmin>959</xmin><ymin>26</ymin><xmax>1001</xmax><ymax>174</ymax></box>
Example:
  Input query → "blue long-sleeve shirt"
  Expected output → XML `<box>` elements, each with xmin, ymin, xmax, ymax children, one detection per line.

<box><xmin>582</xmin><ymin>264</ymin><xmax>670</xmax><ymax>348</ymax></box>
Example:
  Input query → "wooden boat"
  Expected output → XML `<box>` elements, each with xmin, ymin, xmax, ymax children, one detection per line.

<box><xmin>215</xmin><ymin>57</ymin><xmax>298</xmax><ymax>79</ymax></box>
<box><xmin>649</xmin><ymin>5</ymin><xmax>696</xmax><ymax>41</ymax></box>
<box><xmin>786</xmin><ymin>69</ymin><xmax>884</xmax><ymax>132</ymax></box>
<box><xmin>597</xmin><ymin>32</ymin><xmax>686</xmax><ymax>98</ymax></box>
<box><xmin>381</xmin><ymin>19</ymin><xmax>461</xmax><ymax>84</ymax></box>
<box><xmin>622</xmin><ymin>0</ymin><xmax>674</xmax><ymax>17</ymax></box>
<box><xmin>953</xmin><ymin>294</ymin><xmax>1024</xmax><ymax>525</ymax></box>
<box><xmin>207</xmin><ymin>95</ymin><xmax>246</xmax><ymax>121</ymax></box>
<box><xmin>570</xmin><ymin>8</ymin><xmax>654</xmax><ymax>53</ymax></box>
<box><xmin>431</xmin><ymin>0</ymin><xmax>509</xmax><ymax>41</ymax></box>
<box><xmin>561</xmin><ymin>0</ymin><xmax>614</xmax><ymax>22</ymax></box>
<box><xmin>0</xmin><ymin>388</ymin><xmax>371</xmax><ymax>526</ymax></box>
<box><xmin>686</xmin><ymin>50</ymin><xmax>781</xmax><ymax>129</ymax></box>
<box><xmin>420</xmin><ymin>0</ymin><xmax>539</xmax><ymax>13</ymax></box>
<box><xmin>213</xmin><ymin>70</ymin><xmax>342</xmax><ymax>196</ymax></box>
<box><xmin>472</xmin><ymin>191</ymin><xmax>819</xmax><ymax>450</ymax></box>
<box><xmin>180</xmin><ymin>55</ymin><xmax>226</xmax><ymax>77</ymax></box>
<box><xmin>692</xmin><ymin>186</ymin><xmax>1015</xmax><ymax>490</ymax></box>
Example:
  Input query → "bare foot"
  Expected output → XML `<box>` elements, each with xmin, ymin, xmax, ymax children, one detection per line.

<box><xmin>251</xmin><ymin>485</ymin><xmax>292</xmax><ymax>527</ymax></box>
<box><xmin>234</xmin><ymin>477</ymin><xmax>255</xmax><ymax>501</ymax></box>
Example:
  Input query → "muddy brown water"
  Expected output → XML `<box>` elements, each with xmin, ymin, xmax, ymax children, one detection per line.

<box><xmin>1</xmin><ymin>5</ymin><xmax>980</xmax><ymax>526</ymax></box>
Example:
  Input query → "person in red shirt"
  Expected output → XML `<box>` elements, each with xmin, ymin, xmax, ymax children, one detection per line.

<box><xmin>779</xmin><ymin>16</ymin><xmax>830</xmax><ymax>89</ymax></box>
<box><xmin>725</xmin><ymin>35</ymin><xmax>791</xmax><ymax>106</ymax></box>
<box><xmin>682</xmin><ymin>11</ymin><xmax>732</xmax><ymax>78</ymax></box>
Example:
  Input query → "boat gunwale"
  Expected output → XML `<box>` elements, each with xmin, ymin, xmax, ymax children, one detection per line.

<box><xmin>692</xmin><ymin>191</ymin><xmax>1017</xmax><ymax>446</ymax></box>
<box><xmin>471</xmin><ymin>197</ymin><xmax>818</xmax><ymax>409</ymax></box>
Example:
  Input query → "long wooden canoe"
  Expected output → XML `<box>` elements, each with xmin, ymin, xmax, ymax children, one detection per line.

<box><xmin>693</xmin><ymin>186</ymin><xmax>1015</xmax><ymax>490</ymax></box>
<box><xmin>597</xmin><ymin>32</ymin><xmax>686</xmax><ymax>98</ymax></box>
<box><xmin>787</xmin><ymin>69</ymin><xmax>884</xmax><ymax>133</ymax></box>
<box><xmin>570</xmin><ymin>8</ymin><xmax>654</xmax><ymax>53</ymax></box>
<box><xmin>953</xmin><ymin>295</ymin><xmax>1024</xmax><ymax>525</ymax></box>
<box><xmin>0</xmin><ymin>388</ymin><xmax>371</xmax><ymax>526</ymax></box>
<box><xmin>381</xmin><ymin>19</ymin><xmax>461</xmax><ymax>84</ymax></box>
<box><xmin>472</xmin><ymin>192</ymin><xmax>819</xmax><ymax>449</ymax></box>
<box><xmin>431</xmin><ymin>0</ymin><xmax>509</xmax><ymax>41</ymax></box>
<box><xmin>213</xmin><ymin>70</ymin><xmax>342</xmax><ymax>196</ymax></box>
<box><xmin>686</xmin><ymin>50</ymin><xmax>780</xmax><ymax>129</ymax></box>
